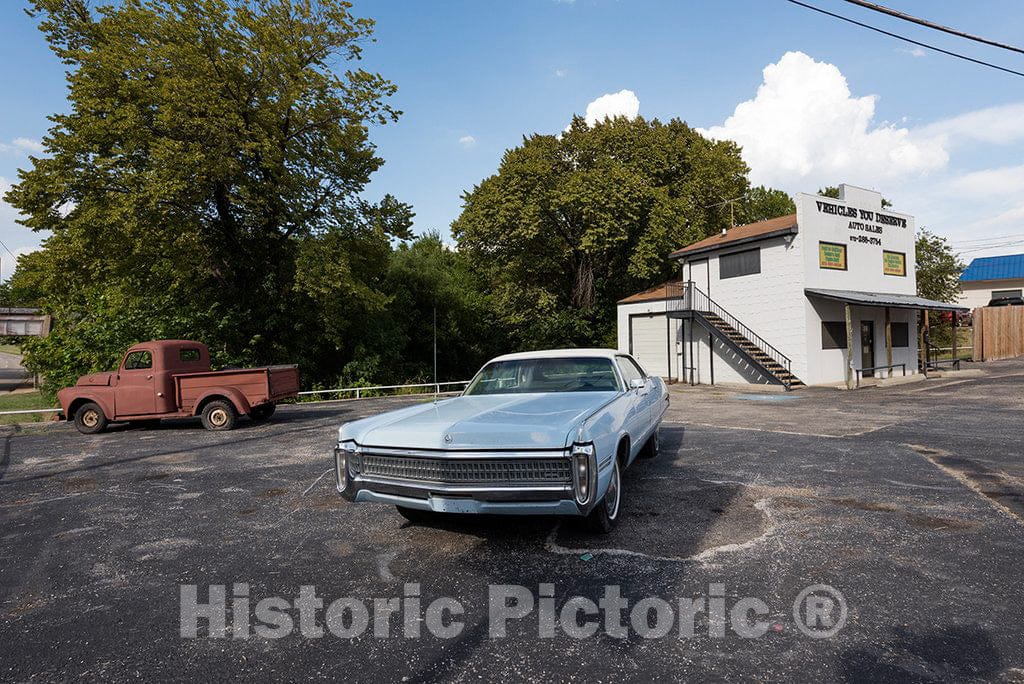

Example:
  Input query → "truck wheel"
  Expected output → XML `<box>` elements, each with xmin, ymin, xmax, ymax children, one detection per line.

<box><xmin>586</xmin><ymin>457</ymin><xmax>621</xmax><ymax>534</ymax></box>
<box><xmin>74</xmin><ymin>402</ymin><xmax>108</xmax><ymax>435</ymax></box>
<box><xmin>249</xmin><ymin>404</ymin><xmax>276</xmax><ymax>422</ymax></box>
<box><xmin>201</xmin><ymin>400</ymin><xmax>237</xmax><ymax>431</ymax></box>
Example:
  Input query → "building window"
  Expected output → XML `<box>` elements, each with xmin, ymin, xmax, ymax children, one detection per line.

<box><xmin>720</xmin><ymin>248</ymin><xmax>760</xmax><ymax>279</ymax></box>
<box><xmin>992</xmin><ymin>289</ymin><xmax>1023</xmax><ymax>301</ymax></box>
<box><xmin>883</xmin><ymin>250</ymin><xmax>906</xmax><ymax>277</ymax></box>
<box><xmin>891</xmin><ymin>322</ymin><xmax>909</xmax><ymax>348</ymax></box>
<box><xmin>821</xmin><ymin>322</ymin><xmax>848</xmax><ymax>349</ymax></box>
<box><xmin>819</xmin><ymin>242</ymin><xmax>847</xmax><ymax>270</ymax></box>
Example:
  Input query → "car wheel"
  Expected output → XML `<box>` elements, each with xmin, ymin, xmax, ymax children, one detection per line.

<box><xmin>586</xmin><ymin>457</ymin><xmax>622</xmax><ymax>533</ymax></box>
<box><xmin>74</xmin><ymin>402</ymin><xmax>108</xmax><ymax>435</ymax></box>
<box><xmin>640</xmin><ymin>426</ymin><xmax>660</xmax><ymax>459</ymax></box>
<box><xmin>249</xmin><ymin>404</ymin><xmax>276</xmax><ymax>422</ymax></box>
<box><xmin>201</xmin><ymin>400</ymin><xmax>237</xmax><ymax>431</ymax></box>
<box><xmin>396</xmin><ymin>506</ymin><xmax>434</xmax><ymax>524</ymax></box>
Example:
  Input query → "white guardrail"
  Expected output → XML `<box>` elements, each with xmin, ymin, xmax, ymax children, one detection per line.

<box><xmin>0</xmin><ymin>380</ymin><xmax>474</xmax><ymax>417</ymax></box>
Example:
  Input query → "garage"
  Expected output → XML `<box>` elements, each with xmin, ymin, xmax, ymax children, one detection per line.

<box><xmin>616</xmin><ymin>281</ymin><xmax>684</xmax><ymax>380</ymax></box>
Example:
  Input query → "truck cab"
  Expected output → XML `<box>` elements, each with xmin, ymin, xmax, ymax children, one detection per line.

<box><xmin>115</xmin><ymin>341</ymin><xmax>212</xmax><ymax>415</ymax></box>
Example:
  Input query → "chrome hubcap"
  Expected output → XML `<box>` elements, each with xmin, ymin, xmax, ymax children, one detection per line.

<box><xmin>210</xmin><ymin>409</ymin><xmax>228</xmax><ymax>427</ymax></box>
<box><xmin>605</xmin><ymin>460</ymin><xmax>621</xmax><ymax>519</ymax></box>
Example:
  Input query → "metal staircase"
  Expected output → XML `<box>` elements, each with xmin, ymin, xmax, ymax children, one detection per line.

<box><xmin>671</xmin><ymin>282</ymin><xmax>805</xmax><ymax>390</ymax></box>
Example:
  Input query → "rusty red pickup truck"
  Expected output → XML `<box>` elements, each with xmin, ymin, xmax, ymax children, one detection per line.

<box><xmin>57</xmin><ymin>340</ymin><xmax>300</xmax><ymax>434</ymax></box>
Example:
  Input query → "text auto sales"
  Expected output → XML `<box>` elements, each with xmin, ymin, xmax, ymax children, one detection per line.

<box><xmin>815</xmin><ymin>200</ymin><xmax>908</xmax><ymax>247</ymax></box>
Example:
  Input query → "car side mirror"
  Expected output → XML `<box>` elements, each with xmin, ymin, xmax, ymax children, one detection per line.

<box><xmin>629</xmin><ymin>378</ymin><xmax>645</xmax><ymax>390</ymax></box>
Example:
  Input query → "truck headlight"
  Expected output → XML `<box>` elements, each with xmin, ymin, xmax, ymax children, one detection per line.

<box><xmin>571</xmin><ymin>442</ymin><xmax>595</xmax><ymax>505</ymax></box>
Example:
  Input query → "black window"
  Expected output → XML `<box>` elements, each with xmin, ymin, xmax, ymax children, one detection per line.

<box><xmin>720</xmin><ymin>248</ymin><xmax>760</xmax><ymax>279</ymax></box>
<box><xmin>821</xmin><ymin>322</ymin><xmax>848</xmax><ymax>350</ymax></box>
<box><xmin>180</xmin><ymin>348</ymin><xmax>201</xmax><ymax>363</ymax></box>
<box><xmin>891</xmin><ymin>322</ymin><xmax>909</xmax><ymax>348</ymax></box>
<box><xmin>124</xmin><ymin>351</ymin><xmax>152</xmax><ymax>370</ymax></box>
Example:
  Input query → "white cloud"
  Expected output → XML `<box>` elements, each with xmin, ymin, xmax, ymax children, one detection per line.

<box><xmin>898</xmin><ymin>47</ymin><xmax>926</xmax><ymax>58</ymax></box>
<box><xmin>948</xmin><ymin>164</ymin><xmax>1024</xmax><ymax>198</ymax></box>
<box><xmin>458</xmin><ymin>135</ymin><xmax>476</xmax><ymax>149</ymax></box>
<box><xmin>554</xmin><ymin>68</ymin><xmax>568</xmax><ymax>78</ymax></box>
<box><xmin>919</xmin><ymin>103</ymin><xmax>1024</xmax><ymax>147</ymax></box>
<box><xmin>698</xmin><ymin>51</ymin><xmax>948</xmax><ymax>189</ymax></box>
<box><xmin>0</xmin><ymin>138</ymin><xmax>44</xmax><ymax>155</ymax></box>
<box><xmin>580</xmin><ymin>89</ymin><xmax>640</xmax><ymax>127</ymax></box>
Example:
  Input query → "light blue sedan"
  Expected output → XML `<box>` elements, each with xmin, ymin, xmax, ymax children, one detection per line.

<box><xmin>333</xmin><ymin>349</ymin><xmax>668</xmax><ymax>532</ymax></box>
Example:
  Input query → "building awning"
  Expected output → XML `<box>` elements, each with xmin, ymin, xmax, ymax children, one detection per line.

<box><xmin>805</xmin><ymin>288</ymin><xmax>968</xmax><ymax>312</ymax></box>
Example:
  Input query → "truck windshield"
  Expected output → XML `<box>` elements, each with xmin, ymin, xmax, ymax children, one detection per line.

<box><xmin>464</xmin><ymin>357</ymin><xmax>620</xmax><ymax>395</ymax></box>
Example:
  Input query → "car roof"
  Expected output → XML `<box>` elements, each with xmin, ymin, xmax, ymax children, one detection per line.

<box><xmin>488</xmin><ymin>348</ymin><xmax>624</xmax><ymax>363</ymax></box>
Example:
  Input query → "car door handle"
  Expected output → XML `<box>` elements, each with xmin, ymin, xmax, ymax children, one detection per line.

<box><xmin>146</xmin><ymin>375</ymin><xmax>153</xmax><ymax>380</ymax></box>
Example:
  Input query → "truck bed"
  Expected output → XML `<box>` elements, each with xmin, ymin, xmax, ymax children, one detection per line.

<box><xmin>174</xmin><ymin>365</ymin><xmax>300</xmax><ymax>414</ymax></box>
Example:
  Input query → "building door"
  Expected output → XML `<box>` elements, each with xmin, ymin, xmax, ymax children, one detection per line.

<box><xmin>629</xmin><ymin>314</ymin><xmax>670</xmax><ymax>379</ymax></box>
<box><xmin>860</xmin><ymin>321</ymin><xmax>875</xmax><ymax>377</ymax></box>
<box><xmin>688</xmin><ymin>259</ymin><xmax>710</xmax><ymax>294</ymax></box>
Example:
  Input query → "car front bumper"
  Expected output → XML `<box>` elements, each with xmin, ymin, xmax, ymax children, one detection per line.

<box><xmin>333</xmin><ymin>445</ymin><xmax>595</xmax><ymax>516</ymax></box>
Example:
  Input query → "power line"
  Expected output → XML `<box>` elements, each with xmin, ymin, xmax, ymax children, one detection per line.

<box><xmin>951</xmin><ymin>232</ymin><xmax>1024</xmax><ymax>245</ymax></box>
<box><xmin>784</xmin><ymin>0</ymin><xmax>1024</xmax><ymax>78</ymax></box>
<box><xmin>841</xmin><ymin>0</ymin><xmax>1024</xmax><ymax>56</ymax></box>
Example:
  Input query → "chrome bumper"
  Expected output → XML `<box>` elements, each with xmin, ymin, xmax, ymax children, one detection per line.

<box><xmin>334</xmin><ymin>444</ymin><xmax>593</xmax><ymax>515</ymax></box>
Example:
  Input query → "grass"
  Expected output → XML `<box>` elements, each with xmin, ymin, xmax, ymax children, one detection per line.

<box><xmin>0</xmin><ymin>391</ymin><xmax>59</xmax><ymax>425</ymax></box>
<box><xmin>0</xmin><ymin>343</ymin><xmax>21</xmax><ymax>355</ymax></box>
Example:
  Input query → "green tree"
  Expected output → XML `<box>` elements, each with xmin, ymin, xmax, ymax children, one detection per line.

<box><xmin>916</xmin><ymin>229</ymin><xmax>964</xmax><ymax>303</ymax></box>
<box><xmin>736</xmin><ymin>185</ymin><xmax>795</xmax><ymax>224</ymax></box>
<box><xmin>452</xmin><ymin>115</ymin><xmax>753</xmax><ymax>349</ymax></box>
<box><xmin>7</xmin><ymin>0</ymin><xmax>403</xmax><ymax>390</ymax></box>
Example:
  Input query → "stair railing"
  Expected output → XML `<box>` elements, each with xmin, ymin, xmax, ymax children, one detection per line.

<box><xmin>674</xmin><ymin>281</ymin><xmax>794</xmax><ymax>382</ymax></box>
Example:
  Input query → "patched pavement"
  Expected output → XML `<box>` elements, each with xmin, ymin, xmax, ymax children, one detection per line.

<box><xmin>1</xmin><ymin>362</ymin><xmax>1023</xmax><ymax>681</ymax></box>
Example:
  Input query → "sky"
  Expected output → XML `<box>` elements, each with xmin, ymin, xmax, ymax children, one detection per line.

<box><xmin>2</xmin><ymin>0</ymin><xmax>1024</xmax><ymax>280</ymax></box>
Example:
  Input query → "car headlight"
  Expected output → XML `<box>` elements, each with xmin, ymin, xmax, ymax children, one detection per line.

<box><xmin>570</xmin><ymin>442</ymin><xmax>595</xmax><ymax>505</ymax></box>
<box><xmin>335</xmin><ymin>441</ymin><xmax>358</xmax><ymax>492</ymax></box>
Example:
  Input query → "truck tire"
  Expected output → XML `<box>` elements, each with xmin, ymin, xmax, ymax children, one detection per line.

<box><xmin>201</xmin><ymin>399</ymin><xmax>237</xmax><ymax>431</ymax></box>
<box><xmin>249</xmin><ymin>404</ymin><xmax>276</xmax><ymax>422</ymax></box>
<box><xmin>74</xmin><ymin>402</ymin><xmax>108</xmax><ymax>435</ymax></box>
<box><xmin>586</xmin><ymin>457</ymin><xmax>621</xmax><ymax>534</ymax></box>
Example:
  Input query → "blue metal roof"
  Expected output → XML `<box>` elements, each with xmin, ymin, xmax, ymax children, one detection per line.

<box><xmin>960</xmin><ymin>253</ymin><xmax>1024</xmax><ymax>282</ymax></box>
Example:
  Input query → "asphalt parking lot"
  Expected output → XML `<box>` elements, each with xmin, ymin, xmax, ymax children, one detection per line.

<box><xmin>2</xmin><ymin>361</ymin><xmax>1023</xmax><ymax>681</ymax></box>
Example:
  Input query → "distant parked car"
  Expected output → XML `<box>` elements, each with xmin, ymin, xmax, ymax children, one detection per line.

<box><xmin>57</xmin><ymin>340</ymin><xmax>299</xmax><ymax>434</ymax></box>
<box><xmin>333</xmin><ymin>349</ymin><xmax>668</xmax><ymax>532</ymax></box>
<box><xmin>988</xmin><ymin>296</ymin><xmax>1024</xmax><ymax>307</ymax></box>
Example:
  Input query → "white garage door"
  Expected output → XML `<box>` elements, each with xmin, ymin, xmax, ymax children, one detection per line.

<box><xmin>630</xmin><ymin>314</ymin><xmax>670</xmax><ymax>378</ymax></box>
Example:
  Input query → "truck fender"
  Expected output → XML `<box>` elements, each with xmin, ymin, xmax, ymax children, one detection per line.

<box><xmin>192</xmin><ymin>388</ymin><xmax>251</xmax><ymax>417</ymax></box>
<box><xmin>64</xmin><ymin>393</ymin><xmax>115</xmax><ymax>422</ymax></box>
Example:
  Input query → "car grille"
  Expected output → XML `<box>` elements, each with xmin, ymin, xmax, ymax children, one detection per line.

<box><xmin>354</xmin><ymin>453</ymin><xmax>572</xmax><ymax>485</ymax></box>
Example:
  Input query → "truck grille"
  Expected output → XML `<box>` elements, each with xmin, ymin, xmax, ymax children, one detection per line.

<box><xmin>354</xmin><ymin>454</ymin><xmax>572</xmax><ymax>485</ymax></box>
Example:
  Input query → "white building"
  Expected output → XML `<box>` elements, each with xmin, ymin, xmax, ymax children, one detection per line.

<box><xmin>618</xmin><ymin>184</ymin><xmax>964</xmax><ymax>388</ymax></box>
<box><xmin>957</xmin><ymin>254</ymin><xmax>1024</xmax><ymax>310</ymax></box>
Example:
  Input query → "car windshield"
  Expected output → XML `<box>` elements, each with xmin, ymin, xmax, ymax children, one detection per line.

<box><xmin>464</xmin><ymin>357</ymin><xmax>621</xmax><ymax>395</ymax></box>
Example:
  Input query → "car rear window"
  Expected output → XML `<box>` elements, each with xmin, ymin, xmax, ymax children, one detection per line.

<box><xmin>180</xmin><ymin>348</ymin><xmax>201</xmax><ymax>363</ymax></box>
<box><xmin>465</xmin><ymin>357</ymin><xmax>620</xmax><ymax>395</ymax></box>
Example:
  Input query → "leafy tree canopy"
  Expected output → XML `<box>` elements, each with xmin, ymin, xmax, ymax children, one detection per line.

<box><xmin>452</xmin><ymin>115</ymin><xmax>759</xmax><ymax>349</ymax></box>
<box><xmin>916</xmin><ymin>229</ymin><xmax>964</xmax><ymax>303</ymax></box>
<box><xmin>7</xmin><ymin>0</ymin><xmax>407</xmax><ymax>390</ymax></box>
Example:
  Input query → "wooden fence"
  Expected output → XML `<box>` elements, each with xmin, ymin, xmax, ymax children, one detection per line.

<box><xmin>973</xmin><ymin>306</ymin><xmax>1024</xmax><ymax>361</ymax></box>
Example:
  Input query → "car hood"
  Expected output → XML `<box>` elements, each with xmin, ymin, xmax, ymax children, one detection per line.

<box><xmin>339</xmin><ymin>392</ymin><xmax>618</xmax><ymax>450</ymax></box>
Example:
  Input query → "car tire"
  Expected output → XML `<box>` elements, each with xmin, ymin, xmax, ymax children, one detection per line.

<box><xmin>586</xmin><ymin>457</ymin><xmax>622</xmax><ymax>534</ymax></box>
<box><xmin>396</xmin><ymin>506</ymin><xmax>434</xmax><ymax>524</ymax></box>
<box><xmin>201</xmin><ymin>400</ymin><xmax>237</xmax><ymax>431</ymax></box>
<box><xmin>249</xmin><ymin>404</ymin><xmax>276</xmax><ymax>422</ymax></box>
<box><xmin>74</xmin><ymin>402</ymin><xmax>108</xmax><ymax>435</ymax></box>
<box><xmin>640</xmin><ymin>427</ymin><xmax>660</xmax><ymax>459</ymax></box>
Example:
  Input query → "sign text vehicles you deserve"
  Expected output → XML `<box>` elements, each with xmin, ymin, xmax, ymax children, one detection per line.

<box><xmin>814</xmin><ymin>200</ymin><xmax>908</xmax><ymax>248</ymax></box>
